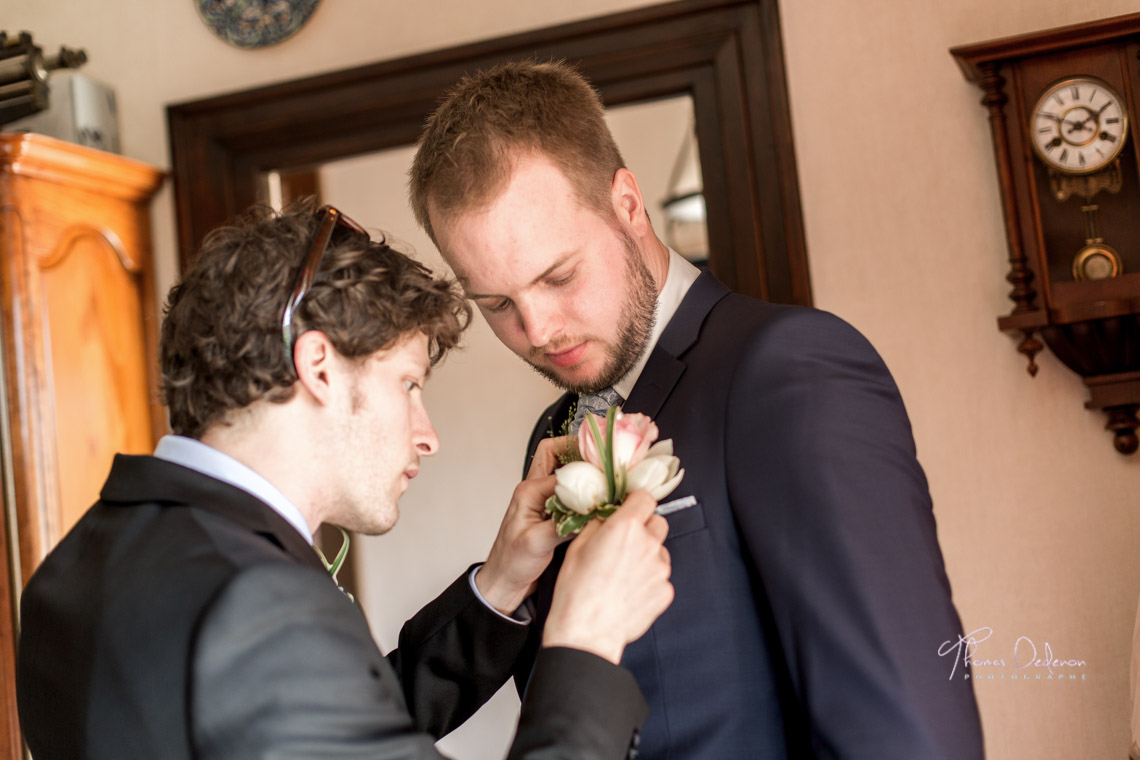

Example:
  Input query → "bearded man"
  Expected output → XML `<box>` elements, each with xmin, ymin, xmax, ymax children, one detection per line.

<box><xmin>409</xmin><ymin>61</ymin><xmax>984</xmax><ymax>759</ymax></box>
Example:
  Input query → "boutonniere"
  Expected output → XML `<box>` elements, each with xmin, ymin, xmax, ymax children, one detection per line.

<box><xmin>544</xmin><ymin>406</ymin><xmax>685</xmax><ymax>537</ymax></box>
<box><xmin>315</xmin><ymin>527</ymin><xmax>355</xmax><ymax>603</ymax></box>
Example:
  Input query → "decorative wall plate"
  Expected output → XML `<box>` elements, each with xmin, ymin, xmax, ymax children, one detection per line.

<box><xmin>196</xmin><ymin>0</ymin><xmax>322</xmax><ymax>49</ymax></box>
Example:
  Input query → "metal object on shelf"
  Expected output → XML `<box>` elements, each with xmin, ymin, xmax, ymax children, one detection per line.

<box><xmin>0</xmin><ymin>31</ymin><xmax>87</xmax><ymax>127</ymax></box>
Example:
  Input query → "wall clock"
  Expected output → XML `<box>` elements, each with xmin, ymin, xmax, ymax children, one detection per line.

<box><xmin>196</xmin><ymin>0</ymin><xmax>322</xmax><ymax>49</ymax></box>
<box><xmin>1029</xmin><ymin>76</ymin><xmax>1128</xmax><ymax>174</ymax></box>
<box><xmin>952</xmin><ymin>14</ymin><xmax>1140</xmax><ymax>454</ymax></box>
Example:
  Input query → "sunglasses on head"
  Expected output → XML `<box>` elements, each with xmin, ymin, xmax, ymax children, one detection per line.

<box><xmin>281</xmin><ymin>205</ymin><xmax>368</xmax><ymax>365</ymax></box>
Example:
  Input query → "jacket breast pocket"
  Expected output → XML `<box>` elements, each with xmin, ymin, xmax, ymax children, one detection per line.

<box><xmin>663</xmin><ymin>499</ymin><xmax>706</xmax><ymax>541</ymax></box>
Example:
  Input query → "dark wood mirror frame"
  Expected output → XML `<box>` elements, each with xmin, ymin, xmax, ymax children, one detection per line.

<box><xmin>168</xmin><ymin>0</ymin><xmax>811</xmax><ymax>305</ymax></box>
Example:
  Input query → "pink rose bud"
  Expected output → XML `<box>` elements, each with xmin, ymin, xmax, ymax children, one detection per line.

<box><xmin>611</xmin><ymin>412</ymin><xmax>658</xmax><ymax>470</ymax></box>
<box><xmin>578</xmin><ymin>411</ymin><xmax>659</xmax><ymax>471</ymax></box>
<box><xmin>578</xmin><ymin>414</ymin><xmax>606</xmax><ymax>469</ymax></box>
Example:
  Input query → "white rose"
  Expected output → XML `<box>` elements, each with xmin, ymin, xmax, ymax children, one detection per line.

<box><xmin>626</xmin><ymin>448</ymin><xmax>684</xmax><ymax>501</ymax></box>
<box><xmin>554</xmin><ymin>461</ymin><xmax>610</xmax><ymax>515</ymax></box>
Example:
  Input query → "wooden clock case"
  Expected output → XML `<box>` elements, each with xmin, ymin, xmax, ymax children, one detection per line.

<box><xmin>953</xmin><ymin>14</ymin><xmax>1140</xmax><ymax>454</ymax></box>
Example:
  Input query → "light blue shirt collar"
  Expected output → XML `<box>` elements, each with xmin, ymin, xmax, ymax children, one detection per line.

<box><xmin>153</xmin><ymin>435</ymin><xmax>313</xmax><ymax>544</ymax></box>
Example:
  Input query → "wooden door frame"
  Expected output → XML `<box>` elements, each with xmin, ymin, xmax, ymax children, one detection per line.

<box><xmin>168</xmin><ymin>0</ymin><xmax>811</xmax><ymax>305</ymax></box>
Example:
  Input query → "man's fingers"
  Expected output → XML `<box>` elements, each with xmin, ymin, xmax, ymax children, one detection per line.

<box><xmin>515</xmin><ymin>474</ymin><xmax>556</xmax><ymax>510</ymax></box>
<box><xmin>527</xmin><ymin>436</ymin><xmax>576</xmax><ymax>480</ymax></box>
<box><xmin>574</xmin><ymin>515</ymin><xmax>603</xmax><ymax>542</ymax></box>
<box><xmin>646</xmin><ymin>514</ymin><xmax>669</xmax><ymax>543</ymax></box>
<box><xmin>614</xmin><ymin>489</ymin><xmax>659</xmax><ymax>524</ymax></box>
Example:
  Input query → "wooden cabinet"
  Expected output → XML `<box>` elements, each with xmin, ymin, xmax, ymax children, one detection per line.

<box><xmin>0</xmin><ymin>132</ymin><xmax>163</xmax><ymax>756</ymax></box>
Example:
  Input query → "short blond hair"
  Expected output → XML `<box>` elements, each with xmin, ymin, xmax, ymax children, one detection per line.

<box><xmin>409</xmin><ymin>60</ymin><xmax>625</xmax><ymax>243</ymax></box>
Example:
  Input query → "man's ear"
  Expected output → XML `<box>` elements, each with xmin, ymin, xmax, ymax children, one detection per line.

<box><xmin>292</xmin><ymin>331</ymin><xmax>337</xmax><ymax>406</ymax></box>
<box><xmin>611</xmin><ymin>168</ymin><xmax>650</xmax><ymax>236</ymax></box>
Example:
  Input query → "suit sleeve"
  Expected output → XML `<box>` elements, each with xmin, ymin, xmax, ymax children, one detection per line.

<box><xmin>190</xmin><ymin>563</ymin><xmax>646</xmax><ymax>759</ymax></box>
<box><xmin>386</xmin><ymin>565</ymin><xmax>530</xmax><ymax>737</ymax></box>
<box><xmin>724</xmin><ymin>308</ymin><xmax>984</xmax><ymax>759</ymax></box>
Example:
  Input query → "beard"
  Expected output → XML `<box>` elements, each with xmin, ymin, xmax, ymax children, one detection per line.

<box><xmin>525</xmin><ymin>227</ymin><xmax>657</xmax><ymax>394</ymax></box>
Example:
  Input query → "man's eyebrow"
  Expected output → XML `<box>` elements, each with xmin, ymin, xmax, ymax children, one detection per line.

<box><xmin>464</xmin><ymin>254</ymin><xmax>575</xmax><ymax>300</ymax></box>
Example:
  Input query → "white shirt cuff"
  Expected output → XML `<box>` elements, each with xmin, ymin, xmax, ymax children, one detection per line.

<box><xmin>468</xmin><ymin>565</ymin><xmax>532</xmax><ymax>626</ymax></box>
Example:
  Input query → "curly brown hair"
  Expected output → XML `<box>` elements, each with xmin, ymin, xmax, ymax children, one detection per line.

<box><xmin>160</xmin><ymin>201</ymin><xmax>471</xmax><ymax>438</ymax></box>
<box><xmin>408</xmin><ymin>60</ymin><xmax>625</xmax><ymax>244</ymax></box>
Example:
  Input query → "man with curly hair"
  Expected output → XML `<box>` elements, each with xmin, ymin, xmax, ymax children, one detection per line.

<box><xmin>16</xmin><ymin>203</ymin><xmax>673</xmax><ymax>759</ymax></box>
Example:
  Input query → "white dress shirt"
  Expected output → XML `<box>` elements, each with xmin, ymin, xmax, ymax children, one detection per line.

<box><xmin>613</xmin><ymin>248</ymin><xmax>702</xmax><ymax>401</ymax></box>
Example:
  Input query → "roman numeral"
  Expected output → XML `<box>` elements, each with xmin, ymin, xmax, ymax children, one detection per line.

<box><xmin>1054</xmin><ymin>94</ymin><xmax>1065</xmax><ymax>107</ymax></box>
<box><xmin>1060</xmin><ymin>148</ymin><xmax>1069</xmax><ymax>163</ymax></box>
<box><xmin>1101</xmin><ymin>132</ymin><xmax>1118</xmax><ymax>142</ymax></box>
<box><xmin>1079</xmin><ymin>153</ymin><xmax>1086</xmax><ymax>166</ymax></box>
<box><xmin>1038</xmin><ymin>126</ymin><xmax>1052</xmax><ymax>134</ymax></box>
<box><xmin>1071</xmin><ymin>86</ymin><xmax>1080</xmax><ymax>99</ymax></box>
<box><xmin>1091</xmin><ymin>88</ymin><xmax>1099</xmax><ymax>102</ymax></box>
<box><xmin>1106</xmin><ymin>117</ymin><xmax>1121</xmax><ymax>124</ymax></box>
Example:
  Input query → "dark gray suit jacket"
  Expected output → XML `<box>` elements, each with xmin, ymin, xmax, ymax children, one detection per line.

<box><xmin>520</xmin><ymin>273</ymin><xmax>984</xmax><ymax>759</ymax></box>
<box><xmin>18</xmin><ymin>454</ymin><xmax>647</xmax><ymax>759</ymax></box>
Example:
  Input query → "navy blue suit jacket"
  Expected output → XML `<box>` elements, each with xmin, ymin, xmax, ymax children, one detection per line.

<box><xmin>520</xmin><ymin>272</ymin><xmax>984</xmax><ymax>759</ymax></box>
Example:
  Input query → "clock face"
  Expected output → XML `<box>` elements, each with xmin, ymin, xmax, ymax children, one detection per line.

<box><xmin>1030</xmin><ymin>77</ymin><xmax>1129</xmax><ymax>175</ymax></box>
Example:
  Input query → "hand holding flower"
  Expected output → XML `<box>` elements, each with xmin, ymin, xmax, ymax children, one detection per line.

<box><xmin>543</xmin><ymin>490</ymin><xmax>674</xmax><ymax>664</ymax></box>
<box><xmin>478</xmin><ymin>473</ymin><xmax>568</xmax><ymax>615</ymax></box>
<box><xmin>545</xmin><ymin>407</ymin><xmax>685</xmax><ymax>536</ymax></box>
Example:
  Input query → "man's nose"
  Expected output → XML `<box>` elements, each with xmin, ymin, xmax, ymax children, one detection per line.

<box><xmin>414</xmin><ymin>405</ymin><xmax>439</xmax><ymax>456</ymax></box>
<box><xmin>517</xmin><ymin>297</ymin><xmax>558</xmax><ymax>348</ymax></box>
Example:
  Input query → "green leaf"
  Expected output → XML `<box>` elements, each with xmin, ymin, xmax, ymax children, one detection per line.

<box><xmin>545</xmin><ymin>493</ymin><xmax>565</xmax><ymax>515</ymax></box>
<box><xmin>586</xmin><ymin>413</ymin><xmax>614</xmax><ymax>502</ymax></box>
<box><xmin>556</xmin><ymin>511</ymin><xmax>592</xmax><ymax>537</ymax></box>
<box><xmin>314</xmin><ymin>528</ymin><xmax>354</xmax><ymax>603</ymax></box>
<box><xmin>605</xmin><ymin>406</ymin><xmax>618</xmax><ymax>503</ymax></box>
<box><xmin>330</xmin><ymin>528</ymin><xmax>350</xmax><ymax>579</ymax></box>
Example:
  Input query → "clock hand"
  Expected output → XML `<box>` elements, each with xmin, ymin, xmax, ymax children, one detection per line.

<box><xmin>1065</xmin><ymin>117</ymin><xmax>1092</xmax><ymax>133</ymax></box>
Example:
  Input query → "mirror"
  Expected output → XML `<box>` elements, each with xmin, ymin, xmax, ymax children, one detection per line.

<box><xmin>168</xmin><ymin>0</ymin><xmax>808</xmax><ymax>304</ymax></box>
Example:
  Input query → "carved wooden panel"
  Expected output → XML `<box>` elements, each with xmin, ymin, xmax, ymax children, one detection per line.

<box><xmin>0</xmin><ymin>132</ymin><xmax>163</xmax><ymax>757</ymax></box>
<box><xmin>40</xmin><ymin>225</ymin><xmax>155</xmax><ymax>534</ymax></box>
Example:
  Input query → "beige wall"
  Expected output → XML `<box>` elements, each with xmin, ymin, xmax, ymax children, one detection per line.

<box><xmin>781</xmin><ymin>1</ymin><xmax>1140</xmax><ymax>758</ymax></box>
<box><xmin>8</xmin><ymin>0</ymin><xmax>1140</xmax><ymax>758</ymax></box>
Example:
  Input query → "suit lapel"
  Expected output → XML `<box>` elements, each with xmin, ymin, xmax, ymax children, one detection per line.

<box><xmin>100</xmin><ymin>454</ymin><xmax>326</xmax><ymax>573</ymax></box>
<box><xmin>624</xmin><ymin>272</ymin><xmax>730</xmax><ymax>418</ymax></box>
